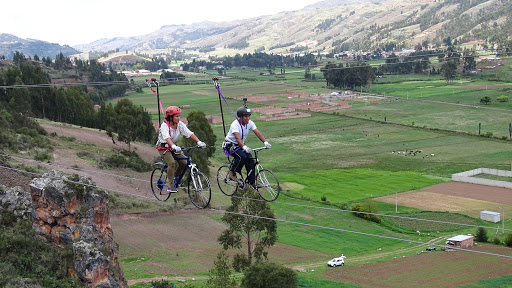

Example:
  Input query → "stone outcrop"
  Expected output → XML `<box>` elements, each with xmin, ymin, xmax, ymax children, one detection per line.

<box><xmin>1</xmin><ymin>170</ymin><xmax>127</xmax><ymax>288</ymax></box>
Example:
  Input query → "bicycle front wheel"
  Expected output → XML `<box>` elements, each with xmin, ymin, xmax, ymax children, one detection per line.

<box><xmin>188</xmin><ymin>170</ymin><xmax>211</xmax><ymax>208</ymax></box>
<box><xmin>151</xmin><ymin>167</ymin><xmax>171</xmax><ymax>201</ymax></box>
<box><xmin>217</xmin><ymin>164</ymin><xmax>243</xmax><ymax>196</ymax></box>
<box><xmin>256</xmin><ymin>168</ymin><xmax>280</xmax><ymax>202</ymax></box>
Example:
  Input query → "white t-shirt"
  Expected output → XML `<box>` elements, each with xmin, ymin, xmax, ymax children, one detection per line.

<box><xmin>156</xmin><ymin>121</ymin><xmax>194</xmax><ymax>146</ymax></box>
<box><xmin>224</xmin><ymin>119</ymin><xmax>257</xmax><ymax>144</ymax></box>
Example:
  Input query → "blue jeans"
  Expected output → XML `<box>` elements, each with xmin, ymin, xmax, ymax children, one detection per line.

<box><xmin>230</xmin><ymin>146</ymin><xmax>255</xmax><ymax>184</ymax></box>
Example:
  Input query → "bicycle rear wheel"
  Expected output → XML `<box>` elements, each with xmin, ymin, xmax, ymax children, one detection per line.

<box><xmin>217</xmin><ymin>164</ymin><xmax>243</xmax><ymax>196</ymax></box>
<box><xmin>151</xmin><ymin>167</ymin><xmax>172</xmax><ymax>201</ymax></box>
<box><xmin>188</xmin><ymin>170</ymin><xmax>211</xmax><ymax>208</ymax></box>
<box><xmin>256</xmin><ymin>168</ymin><xmax>280</xmax><ymax>202</ymax></box>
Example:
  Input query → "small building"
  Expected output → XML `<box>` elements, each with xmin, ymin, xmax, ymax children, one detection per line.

<box><xmin>446</xmin><ymin>235</ymin><xmax>474</xmax><ymax>249</ymax></box>
<box><xmin>480</xmin><ymin>210</ymin><xmax>501</xmax><ymax>223</ymax></box>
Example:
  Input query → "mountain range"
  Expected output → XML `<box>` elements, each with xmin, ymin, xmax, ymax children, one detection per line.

<box><xmin>2</xmin><ymin>0</ymin><xmax>511</xmax><ymax>60</ymax></box>
<box><xmin>0</xmin><ymin>33</ymin><xmax>79</xmax><ymax>60</ymax></box>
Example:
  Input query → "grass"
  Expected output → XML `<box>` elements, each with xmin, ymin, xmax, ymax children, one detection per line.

<box><xmin>279</xmin><ymin>168</ymin><xmax>445</xmax><ymax>203</ymax></box>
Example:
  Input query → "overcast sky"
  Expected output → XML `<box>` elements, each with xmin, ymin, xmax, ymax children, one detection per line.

<box><xmin>1</xmin><ymin>0</ymin><xmax>320</xmax><ymax>46</ymax></box>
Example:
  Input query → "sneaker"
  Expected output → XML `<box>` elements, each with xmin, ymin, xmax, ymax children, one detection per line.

<box><xmin>228</xmin><ymin>170</ymin><xmax>237</xmax><ymax>181</ymax></box>
<box><xmin>167</xmin><ymin>186</ymin><xmax>178</xmax><ymax>193</ymax></box>
<box><xmin>250</xmin><ymin>183</ymin><xmax>264</xmax><ymax>189</ymax></box>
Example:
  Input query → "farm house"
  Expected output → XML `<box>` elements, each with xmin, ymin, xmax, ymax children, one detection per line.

<box><xmin>446</xmin><ymin>235</ymin><xmax>474</xmax><ymax>249</ymax></box>
<box><xmin>480</xmin><ymin>210</ymin><xmax>501</xmax><ymax>223</ymax></box>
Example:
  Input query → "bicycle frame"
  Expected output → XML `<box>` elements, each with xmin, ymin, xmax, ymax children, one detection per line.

<box><xmin>153</xmin><ymin>146</ymin><xmax>211</xmax><ymax>208</ymax></box>
<box><xmin>227</xmin><ymin>146</ymin><xmax>267</xmax><ymax>183</ymax></box>
<box><xmin>245</xmin><ymin>147</ymin><xmax>266</xmax><ymax>183</ymax></box>
<box><xmin>161</xmin><ymin>147</ymin><xmax>198</xmax><ymax>187</ymax></box>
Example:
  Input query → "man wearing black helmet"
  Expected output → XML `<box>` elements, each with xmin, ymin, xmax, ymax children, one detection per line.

<box><xmin>223</xmin><ymin>105</ymin><xmax>271</xmax><ymax>189</ymax></box>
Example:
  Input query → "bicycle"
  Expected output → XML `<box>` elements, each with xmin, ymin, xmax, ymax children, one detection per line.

<box><xmin>217</xmin><ymin>146</ymin><xmax>280</xmax><ymax>202</ymax></box>
<box><xmin>151</xmin><ymin>146</ymin><xmax>211</xmax><ymax>208</ymax></box>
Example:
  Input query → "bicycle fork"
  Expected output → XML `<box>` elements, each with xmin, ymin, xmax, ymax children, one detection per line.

<box><xmin>189</xmin><ymin>164</ymin><xmax>203</xmax><ymax>191</ymax></box>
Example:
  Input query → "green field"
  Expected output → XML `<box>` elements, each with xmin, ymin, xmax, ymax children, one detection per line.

<box><xmin>110</xmin><ymin>63</ymin><xmax>512</xmax><ymax>287</ymax></box>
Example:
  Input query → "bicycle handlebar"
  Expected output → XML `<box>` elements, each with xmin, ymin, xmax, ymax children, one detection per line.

<box><xmin>252</xmin><ymin>147</ymin><xmax>269</xmax><ymax>152</ymax></box>
<box><xmin>181</xmin><ymin>146</ymin><xmax>204</xmax><ymax>151</ymax></box>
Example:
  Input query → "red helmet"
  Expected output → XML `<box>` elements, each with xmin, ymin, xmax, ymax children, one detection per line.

<box><xmin>165</xmin><ymin>106</ymin><xmax>181</xmax><ymax>118</ymax></box>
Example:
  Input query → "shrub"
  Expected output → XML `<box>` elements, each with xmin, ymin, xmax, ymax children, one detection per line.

<box><xmin>493</xmin><ymin>237</ymin><xmax>501</xmax><ymax>245</ymax></box>
<box><xmin>497</xmin><ymin>95</ymin><xmax>509</xmax><ymax>102</ymax></box>
<box><xmin>241</xmin><ymin>262</ymin><xmax>297</xmax><ymax>288</ymax></box>
<box><xmin>475</xmin><ymin>227</ymin><xmax>488</xmax><ymax>243</ymax></box>
<box><xmin>352</xmin><ymin>199</ymin><xmax>381</xmax><ymax>223</ymax></box>
<box><xmin>100</xmin><ymin>150</ymin><xmax>152</xmax><ymax>172</ymax></box>
<box><xmin>17</xmin><ymin>127</ymin><xmax>39</xmax><ymax>137</ymax></box>
<box><xmin>504</xmin><ymin>233</ymin><xmax>512</xmax><ymax>247</ymax></box>
<box><xmin>34</xmin><ymin>151</ymin><xmax>52</xmax><ymax>163</ymax></box>
<box><xmin>321</xmin><ymin>196</ymin><xmax>327</xmax><ymax>201</ymax></box>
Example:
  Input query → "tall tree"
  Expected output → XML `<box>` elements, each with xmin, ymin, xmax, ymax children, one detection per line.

<box><xmin>218</xmin><ymin>188</ymin><xmax>277</xmax><ymax>272</ymax></box>
<box><xmin>440</xmin><ymin>60</ymin><xmax>457</xmax><ymax>84</ymax></box>
<box><xmin>114</xmin><ymin>99</ymin><xmax>154</xmax><ymax>151</ymax></box>
<box><xmin>182</xmin><ymin>110</ymin><xmax>216</xmax><ymax>176</ymax></box>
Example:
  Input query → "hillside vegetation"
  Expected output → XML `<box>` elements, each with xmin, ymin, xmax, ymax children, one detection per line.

<box><xmin>75</xmin><ymin>0</ymin><xmax>512</xmax><ymax>56</ymax></box>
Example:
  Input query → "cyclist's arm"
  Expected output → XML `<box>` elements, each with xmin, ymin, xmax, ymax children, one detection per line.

<box><xmin>165</xmin><ymin>137</ymin><xmax>176</xmax><ymax>147</ymax></box>
<box><xmin>253</xmin><ymin>129</ymin><xmax>267</xmax><ymax>143</ymax></box>
<box><xmin>233</xmin><ymin>132</ymin><xmax>245</xmax><ymax>147</ymax></box>
<box><xmin>189</xmin><ymin>134</ymin><xmax>200</xmax><ymax>143</ymax></box>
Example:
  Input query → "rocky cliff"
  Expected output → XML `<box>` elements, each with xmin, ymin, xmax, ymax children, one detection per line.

<box><xmin>0</xmin><ymin>170</ymin><xmax>127</xmax><ymax>288</ymax></box>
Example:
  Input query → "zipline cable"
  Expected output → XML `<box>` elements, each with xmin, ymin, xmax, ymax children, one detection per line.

<box><xmin>1</xmin><ymin>155</ymin><xmax>510</xmax><ymax>233</ymax></box>
<box><xmin>207</xmin><ymin>208</ymin><xmax>512</xmax><ymax>259</ymax></box>
<box><xmin>2</xmin><ymin>162</ymin><xmax>510</xmax><ymax>259</ymax></box>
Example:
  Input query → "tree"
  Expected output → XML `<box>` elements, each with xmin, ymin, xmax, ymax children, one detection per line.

<box><xmin>241</xmin><ymin>262</ymin><xmax>297</xmax><ymax>288</ymax></box>
<box><xmin>440</xmin><ymin>60</ymin><xmax>457</xmax><ymax>83</ymax></box>
<box><xmin>462</xmin><ymin>53</ymin><xmax>476</xmax><ymax>75</ymax></box>
<box><xmin>218</xmin><ymin>188</ymin><xmax>277</xmax><ymax>272</ymax></box>
<box><xmin>206</xmin><ymin>251</ymin><xmax>237</xmax><ymax>288</ymax></box>
<box><xmin>304</xmin><ymin>66</ymin><xmax>312</xmax><ymax>80</ymax></box>
<box><xmin>181</xmin><ymin>110</ymin><xmax>216</xmax><ymax>177</ymax></box>
<box><xmin>475</xmin><ymin>227</ymin><xmax>488</xmax><ymax>243</ymax></box>
<box><xmin>480</xmin><ymin>96</ymin><xmax>491</xmax><ymax>105</ymax></box>
<box><xmin>114</xmin><ymin>99</ymin><xmax>154</xmax><ymax>151</ymax></box>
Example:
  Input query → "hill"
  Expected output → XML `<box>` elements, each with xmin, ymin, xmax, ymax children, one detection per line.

<box><xmin>72</xmin><ymin>0</ymin><xmax>512</xmax><ymax>55</ymax></box>
<box><xmin>0</xmin><ymin>33</ymin><xmax>79</xmax><ymax>59</ymax></box>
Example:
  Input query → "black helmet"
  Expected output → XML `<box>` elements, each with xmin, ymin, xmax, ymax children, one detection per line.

<box><xmin>237</xmin><ymin>106</ymin><xmax>252</xmax><ymax>118</ymax></box>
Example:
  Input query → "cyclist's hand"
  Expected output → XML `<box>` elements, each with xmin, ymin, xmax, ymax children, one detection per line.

<box><xmin>242</xmin><ymin>145</ymin><xmax>252</xmax><ymax>154</ymax></box>
<box><xmin>171</xmin><ymin>144</ymin><xmax>182</xmax><ymax>153</ymax></box>
<box><xmin>264</xmin><ymin>141</ymin><xmax>271</xmax><ymax>149</ymax></box>
<box><xmin>197</xmin><ymin>141</ymin><xmax>206</xmax><ymax>148</ymax></box>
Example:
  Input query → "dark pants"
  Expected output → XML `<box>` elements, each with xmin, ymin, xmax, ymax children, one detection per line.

<box><xmin>227</xmin><ymin>144</ymin><xmax>256</xmax><ymax>184</ymax></box>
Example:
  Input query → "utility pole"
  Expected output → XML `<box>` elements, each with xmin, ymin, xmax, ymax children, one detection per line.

<box><xmin>395</xmin><ymin>191</ymin><xmax>398</xmax><ymax>213</ymax></box>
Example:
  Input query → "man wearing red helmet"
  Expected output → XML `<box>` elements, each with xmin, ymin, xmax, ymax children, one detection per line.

<box><xmin>156</xmin><ymin>106</ymin><xmax>206</xmax><ymax>193</ymax></box>
<box><xmin>223</xmin><ymin>105</ymin><xmax>271</xmax><ymax>189</ymax></box>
